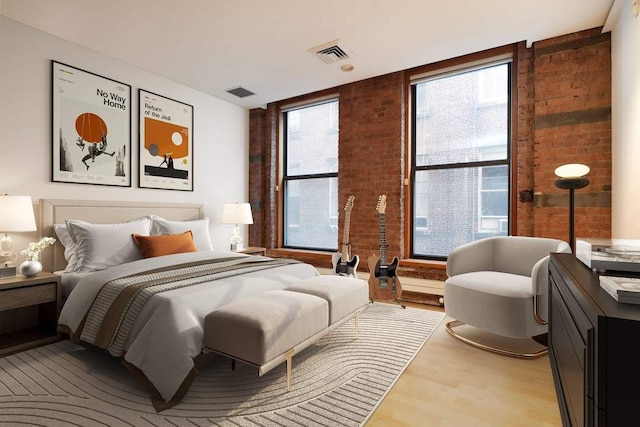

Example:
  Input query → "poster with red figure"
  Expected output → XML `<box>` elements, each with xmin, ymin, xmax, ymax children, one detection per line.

<box><xmin>138</xmin><ymin>89</ymin><xmax>194</xmax><ymax>191</ymax></box>
<box><xmin>51</xmin><ymin>61</ymin><xmax>131</xmax><ymax>187</ymax></box>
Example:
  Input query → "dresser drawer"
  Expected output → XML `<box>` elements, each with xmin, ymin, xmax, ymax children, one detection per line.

<box><xmin>551</xmin><ymin>285</ymin><xmax>585</xmax><ymax>427</ymax></box>
<box><xmin>0</xmin><ymin>283</ymin><xmax>57</xmax><ymax>311</ymax></box>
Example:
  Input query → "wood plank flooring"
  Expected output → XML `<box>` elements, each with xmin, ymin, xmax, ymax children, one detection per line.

<box><xmin>365</xmin><ymin>303</ymin><xmax>561</xmax><ymax>426</ymax></box>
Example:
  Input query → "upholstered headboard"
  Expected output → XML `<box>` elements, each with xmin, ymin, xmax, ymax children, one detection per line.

<box><xmin>40</xmin><ymin>199</ymin><xmax>204</xmax><ymax>273</ymax></box>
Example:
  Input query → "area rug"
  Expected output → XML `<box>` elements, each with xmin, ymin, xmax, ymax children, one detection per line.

<box><xmin>0</xmin><ymin>304</ymin><xmax>444</xmax><ymax>427</ymax></box>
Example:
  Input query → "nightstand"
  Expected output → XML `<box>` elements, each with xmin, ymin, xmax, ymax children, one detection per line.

<box><xmin>0</xmin><ymin>272</ymin><xmax>61</xmax><ymax>356</ymax></box>
<box><xmin>240</xmin><ymin>247</ymin><xmax>267</xmax><ymax>256</ymax></box>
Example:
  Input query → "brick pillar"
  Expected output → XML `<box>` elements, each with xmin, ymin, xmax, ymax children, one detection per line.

<box><xmin>264</xmin><ymin>103</ymin><xmax>279</xmax><ymax>248</ymax></box>
<box><xmin>248</xmin><ymin>108</ymin><xmax>265</xmax><ymax>247</ymax></box>
<box><xmin>337</xmin><ymin>72</ymin><xmax>405</xmax><ymax>266</ymax></box>
<box><xmin>516</xmin><ymin>42</ymin><xmax>535</xmax><ymax>236</ymax></box>
<box><xmin>532</xmin><ymin>28</ymin><xmax>612</xmax><ymax>243</ymax></box>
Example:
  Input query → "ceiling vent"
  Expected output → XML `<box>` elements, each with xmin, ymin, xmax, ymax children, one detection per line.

<box><xmin>309</xmin><ymin>40</ymin><xmax>351</xmax><ymax>64</ymax></box>
<box><xmin>226</xmin><ymin>86</ymin><xmax>255</xmax><ymax>98</ymax></box>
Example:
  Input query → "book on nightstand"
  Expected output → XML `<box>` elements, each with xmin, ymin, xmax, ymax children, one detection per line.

<box><xmin>599</xmin><ymin>275</ymin><xmax>640</xmax><ymax>304</ymax></box>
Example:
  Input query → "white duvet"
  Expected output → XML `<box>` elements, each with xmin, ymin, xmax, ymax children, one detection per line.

<box><xmin>58</xmin><ymin>251</ymin><xmax>319</xmax><ymax>403</ymax></box>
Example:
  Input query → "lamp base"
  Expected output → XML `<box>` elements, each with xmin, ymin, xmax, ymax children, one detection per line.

<box><xmin>230</xmin><ymin>243</ymin><xmax>244</xmax><ymax>252</ymax></box>
<box><xmin>0</xmin><ymin>265</ymin><xmax>16</xmax><ymax>278</ymax></box>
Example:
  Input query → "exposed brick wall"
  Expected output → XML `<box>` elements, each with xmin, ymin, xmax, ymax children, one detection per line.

<box><xmin>338</xmin><ymin>72</ymin><xmax>405</xmax><ymax>263</ymax></box>
<box><xmin>248</xmin><ymin>108</ymin><xmax>265</xmax><ymax>247</ymax></box>
<box><xmin>249</xmin><ymin>104</ymin><xmax>280</xmax><ymax>249</ymax></box>
<box><xmin>264</xmin><ymin>104</ymin><xmax>279</xmax><ymax>248</ymax></box>
<box><xmin>249</xmin><ymin>28</ymin><xmax>612</xmax><ymax>280</ymax></box>
<box><xmin>516</xmin><ymin>42</ymin><xmax>535</xmax><ymax>236</ymax></box>
<box><xmin>532</xmin><ymin>28</ymin><xmax>612</xmax><ymax>243</ymax></box>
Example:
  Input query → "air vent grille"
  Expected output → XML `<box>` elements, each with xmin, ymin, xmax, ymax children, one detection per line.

<box><xmin>226</xmin><ymin>86</ymin><xmax>255</xmax><ymax>98</ymax></box>
<box><xmin>310</xmin><ymin>40</ymin><xmax>351</xmax><ymax>64</ymax></box>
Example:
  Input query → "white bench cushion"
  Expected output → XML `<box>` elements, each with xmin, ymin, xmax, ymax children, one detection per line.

<box><xmin>285</xmin><ymin>275</ymin><xmax>369</xmax><ymax>325</ymax></box>
<box><xmin>203</xmin><ymin>290</ymin><xmax>328</xmax><ymax>365</ymax></box>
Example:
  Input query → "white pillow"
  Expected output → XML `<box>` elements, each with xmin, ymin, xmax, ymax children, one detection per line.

<box><xmin>54</xmin><ymin>224</ymin><xmax>79</xmax><ymax>273</ymax></box>
<box><xmin>150</xmin><ymin>215</ymin><xmax>213</xmax><ymax>251</ymax></box>
<box><xmin>65</xmin><ymin>217</ymin><xmax>152</xmax><ymax>272</ymax></box>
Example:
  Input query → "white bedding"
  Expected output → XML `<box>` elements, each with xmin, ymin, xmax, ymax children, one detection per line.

<box><xmin>58</xmin><ymin>250</ymin><xmax>319</xmax><ymax>404</ymax></box>
<box><xmin>57</xmin><ymin>270</ymin><xmax>90</xmax><ymax>298</ymax></box>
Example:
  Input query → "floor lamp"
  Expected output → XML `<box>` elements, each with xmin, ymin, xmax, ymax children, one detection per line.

<box><xmin>554</xmin><ymin>164</ymin><xmax>590</xmax><ymax>253</ymax></box>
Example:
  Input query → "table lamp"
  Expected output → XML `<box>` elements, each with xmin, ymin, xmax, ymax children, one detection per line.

<box><xmin>554</xmin><ymin>164</ymin><xmax>590</xmax><ymax>253</ymax></box>
<box><xmin>0</xmin><ymin>195</ymin><xmax>37</xmax><ymax>277</ymax></box>
<box><xmin>220</xmin><ymin>202</ymin><xmax>253</xmax><ymax>251</ymax></box>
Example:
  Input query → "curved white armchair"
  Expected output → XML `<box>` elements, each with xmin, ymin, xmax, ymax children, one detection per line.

<box><xmin>444</xmin><ymin>236</ymin><xmax>570</xmax><ymax>358</ymax></box>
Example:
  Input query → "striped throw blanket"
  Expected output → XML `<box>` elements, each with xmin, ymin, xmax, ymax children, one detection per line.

<box><xmin>78</xmin><ymin>256</ymin><xmax>299</xmax><ymax>356</ymax></box>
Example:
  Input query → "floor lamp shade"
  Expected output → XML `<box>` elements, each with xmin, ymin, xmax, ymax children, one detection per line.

<box><xmin>554</xmin><ymin>164</ymin><xmax>589</xmax><ymax>253</ymax></box>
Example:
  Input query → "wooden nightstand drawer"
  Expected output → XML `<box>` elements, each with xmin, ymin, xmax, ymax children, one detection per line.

<box><xmin>0</xmin><ymin>272</ymin><xmax>61</xmax><ymax>356</ymax></box>
<box><xmin>0</xmin><ymin>283</ymin><xmax>57</xmax><ymax>311</ymax></box>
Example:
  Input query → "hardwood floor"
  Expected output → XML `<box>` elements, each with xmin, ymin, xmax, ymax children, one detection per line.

<box><xmin>365</xmin><ymin>302</ymin><xmax>562</xmax><ymax>426</ymax></box>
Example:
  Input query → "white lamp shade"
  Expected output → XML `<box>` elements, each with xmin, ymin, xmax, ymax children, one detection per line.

<box><xmin>0</xmin><ymin>195</ymin><xmax>37</xmax><ymax>232</ymax></box>
<box><xmin>220</xmin><ymin>203</ymin><xmax>254</xmax><ymax>225</ymax></box>
<box><xmin>554</xmin><ymin>163</ymin><xmax>590</xmax><ymax>178</ymax></box>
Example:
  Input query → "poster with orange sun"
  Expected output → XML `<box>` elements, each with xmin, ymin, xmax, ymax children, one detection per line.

<box><xmin>138</xmin><ymin>89</ymin><xmax>194</xmax><ymax>191</ymax></box>
<box><xmin>51</xmin><ymin>61</ymin><xmax>131</xmax><ymax>187</ymax></box>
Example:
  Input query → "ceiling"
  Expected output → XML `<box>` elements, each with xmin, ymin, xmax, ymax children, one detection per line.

<box><xmin>1</xmin><ymin>0</ymin><xmax>615</xmax><ymax>110</ymax></box>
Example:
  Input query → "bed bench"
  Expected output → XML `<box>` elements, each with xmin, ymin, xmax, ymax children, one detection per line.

<box><xmin>203</xmin><ymin>276</ymin><xmax>369</xmax><ymax>390</ymax></box>
<box><xmin>285</xmin><ymin>274</ymin><xmax>369</xmax><ymax>330</ymax></box>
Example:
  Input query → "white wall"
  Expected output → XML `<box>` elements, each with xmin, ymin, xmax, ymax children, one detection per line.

<box><xmin>610</xmin><ymin>0</ymin><xmax>640</xmax><ymax>238</ymax></box>
<box><xmin>0</xmin><ymin>17</ymin><xmax>250</xmax><ymax>261</ymax></box>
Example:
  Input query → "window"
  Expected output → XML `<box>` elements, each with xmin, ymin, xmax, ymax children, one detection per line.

<box><xmin>479</xmin><ymin>65</ymin><xmax>508</xmax><ymax>104</ymax></box>
<box><xmin>411</xmin><ymin>62</ymin><xmax>511</xmax><ymax>259</ymax></box>
<box><xmin>283</xmin><ymin>99</ymin><xmax>339</xmax><ymax>250</ymax></box>
<box><xmin>479</xmin><ymin>165</ymin><xmax>509</xmax><ymax>232</ymax></box>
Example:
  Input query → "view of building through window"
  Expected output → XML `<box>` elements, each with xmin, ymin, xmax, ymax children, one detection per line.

<box><xmin>283</xmin><ymin>100</ymin><xmax>339</xmax><ymax>250</ymax></box>
<box><xmin>412</xmin><ymin>62</ymin><xmax>510</xmax><ymax>259</ymax></box>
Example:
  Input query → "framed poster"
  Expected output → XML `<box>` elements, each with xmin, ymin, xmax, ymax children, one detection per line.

<box><xmin>51</xmin><ymin>61</ymin><xmax>131</xmax><ymax>187</ymax></box>
<box><xmin>138</xmin><ymin>89</ymin><xmax>194</xmax><ymax>191</ymax></box>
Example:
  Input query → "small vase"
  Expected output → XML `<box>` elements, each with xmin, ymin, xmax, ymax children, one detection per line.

<box><xmin>20</xmin><ymin>260</ymin><xmax>42</xmax><ymax>277</ymax></box>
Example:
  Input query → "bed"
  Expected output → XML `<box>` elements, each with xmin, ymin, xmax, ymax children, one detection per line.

<box><xmin>40</xmin><ymin>199</ymin><xmax>320</xmax><ymax>410</ymax></box>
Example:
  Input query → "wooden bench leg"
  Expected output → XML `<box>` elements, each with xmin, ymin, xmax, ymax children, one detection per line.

<box><xmin>285</xmin><ymin>348</ymin><xmax>295</xmax><ymax>391</ymax></box>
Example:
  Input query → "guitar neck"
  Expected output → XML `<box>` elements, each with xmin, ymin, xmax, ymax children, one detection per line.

<box><xmin>340</xmin><ymin>209</ymin><xmax>352</xmax><ymax>260</ymax></box>
<box><xmin>379</xmin><ymin>212</ymin><xmax>387</xmax><ymax>265</ymax></box>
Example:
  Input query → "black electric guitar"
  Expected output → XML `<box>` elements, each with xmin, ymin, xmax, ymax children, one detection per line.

<box><xmin>367</xmin><ymin>195</ymin><xmax>402</xmax><ymax>302</ymax></box>
<box><xmin>331</xmin><ymin>195</ymin><xmax>359</xmax><ymax>277</ymax></box>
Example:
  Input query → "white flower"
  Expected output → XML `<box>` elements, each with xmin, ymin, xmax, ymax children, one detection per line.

<box><xmin>21</xmin><ymin>237</ymin><xmax>56</xmax><ymax>262</ymax></box>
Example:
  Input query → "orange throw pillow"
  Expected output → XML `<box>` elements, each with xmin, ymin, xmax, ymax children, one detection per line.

<box><xmin>132</xmin><ymin>231</ymin><xmax>198</xmax><ymax>258</ymax></box>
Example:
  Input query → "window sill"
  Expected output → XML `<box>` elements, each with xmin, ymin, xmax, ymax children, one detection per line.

<box><xmin>267</xmin><ymin>248</ymin><xmax>446</xmax><ymax>272</ymax></box>
<box><xmin>400</xmin><ymin>258</ymin><xmax>447</xmax><ymax>270</ymax></box>
<box><xmin>267</xmin><ymin>248</ymin><xmax>333</xmax><ymax>263</ymax></box>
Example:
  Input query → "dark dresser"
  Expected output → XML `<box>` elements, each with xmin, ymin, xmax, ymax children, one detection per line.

<box><xmin>549</xmin><ymin>253</ymin><xmax>640</xmax><ymax>426</ymax></box>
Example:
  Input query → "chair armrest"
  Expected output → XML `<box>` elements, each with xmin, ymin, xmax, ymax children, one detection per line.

<box><xmin>446</xmin><ymin>238</ymin><xmax>492</xmax><ymax>277</ymax></box>
<box><xmin>531</xmin><ymin>242</ymin><xmax>571</xmax><ymax>324</ymax></box>
<box><xmin>531</xmin><ymin>256</ymin><xmax>549</xmax><ymax>297</ymax></box>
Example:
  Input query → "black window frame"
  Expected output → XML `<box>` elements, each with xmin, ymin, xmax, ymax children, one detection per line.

<box><xmin>282</xmin><ymin>99</ymin><xmax>339</xmax><ymax>251</ymax></box>
<box><xmin>409</xmin><ymin>61</ymin><xmax>513</xmax><ymax>261</ymax></box>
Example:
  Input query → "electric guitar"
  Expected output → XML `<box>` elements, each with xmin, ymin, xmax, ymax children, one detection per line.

<box><xmin>367</xmin><ymin>195</ymin><xmax>402</xmax><ymax>302</ymax></box>
<box><xmin>331</xmin><ymin>195</ymin><xmax>359</xmax><ymax>277</ymax></box>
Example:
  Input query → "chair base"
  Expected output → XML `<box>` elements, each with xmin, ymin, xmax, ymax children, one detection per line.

<box><xmin>445</xmin><ymin>320</ymin><xmax>548</xmax><ymax>359</ymax></box>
